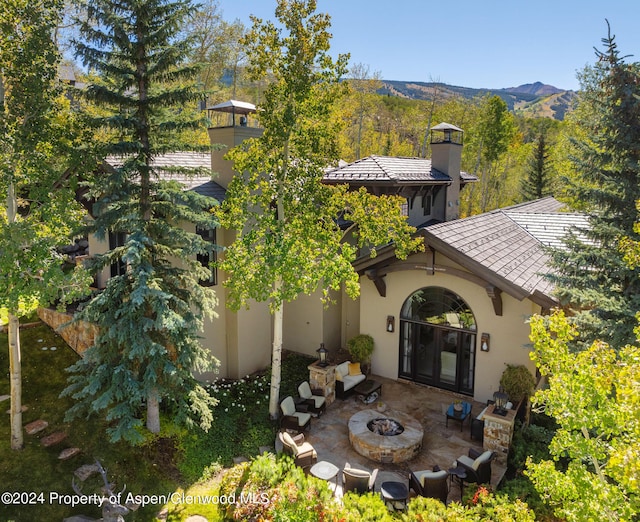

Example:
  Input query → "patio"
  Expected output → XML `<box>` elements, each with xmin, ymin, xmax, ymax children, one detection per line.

<box><xmin>280</xmin><ymin>375</ymin><xmax>507</xmax><ymax>504</ymax></box>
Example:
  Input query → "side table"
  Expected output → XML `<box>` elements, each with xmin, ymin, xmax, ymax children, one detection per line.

<box><xmin>380</xmin><ymin>481</ymin><xmax>408</xmax><ymax>511</ymax></box>
<box><xmin>310</xmin><ymin>461</ymin><xmax>339</xmax><ymax>488</ymax></box>
<box><xmin>448</xmin><ymin>466</ymin><xmax>467</xmax><ymax>500</ymax></box>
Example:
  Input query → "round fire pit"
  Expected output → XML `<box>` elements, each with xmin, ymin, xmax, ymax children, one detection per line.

<box><xmin>349</xmin><ymin>409</ymin><xmax>423</xmax><ymax>464</ymax></box>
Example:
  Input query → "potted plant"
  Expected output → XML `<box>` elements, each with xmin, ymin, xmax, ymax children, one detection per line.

<box><xmin>499</xmin><ymin>364</ymin><xmax>535</xmax><ymax>404</ymax></box>
<box><xmin>346</xmin><ymin>334</ymin><xmax>374</xmax><ymax>374</ymax></box>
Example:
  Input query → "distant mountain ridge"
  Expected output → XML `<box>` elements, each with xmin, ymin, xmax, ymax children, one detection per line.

<box><xmin>379</xmin><ymin>80</ymin><xmax>576</xmax><ymax>120</ymax></box>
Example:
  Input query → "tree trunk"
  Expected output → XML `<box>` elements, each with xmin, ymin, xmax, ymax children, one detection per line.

<box><xmin>146</xmin><ymin>388</ymin><xmax>160</xmax><ymax>434</ymax></box>
<box><xmin>7</xmin><ymin>179</ymin><xmax>23</xmax><ymax>450</ymax></box>
<box><xmin>8</xmin><ymin>313</ymin><xmax>23</xmax><ymax>450</ymax></box>
<box><xmin>268</xmin><ymin>283</ymin><xmax>284</xmax><ymax>420</ymax></box>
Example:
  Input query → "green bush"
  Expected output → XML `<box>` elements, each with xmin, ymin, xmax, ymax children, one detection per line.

<box><xmin>347</xmin><ymin>334</ymin><xmax>374</xmax><ymax>363</ymax></box>
<box><xmin>500</xmin><ymin>364</ymin><xmax>536</xmax><ymax>403</ymax></box>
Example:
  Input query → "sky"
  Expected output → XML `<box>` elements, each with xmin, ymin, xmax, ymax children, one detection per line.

<box><xmin>217</xmin><ymin>0</ymin><xmax>640</xmax><ymax>92</ymax></box>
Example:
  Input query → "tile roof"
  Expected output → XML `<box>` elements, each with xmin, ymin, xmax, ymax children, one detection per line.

<box><xmin>420</xmin><ymin>197</ymin><xmax>582</xmax><ymax>305</ymax></box>
<box><xmin>323</xmin><ymin>155</ymin><xmax>476</xmax><ymax>184</ymax></box>
<box><xmin>105</xmin><ymin>152</ymin><xmax>225</xmax><ymax>201</ymax></box>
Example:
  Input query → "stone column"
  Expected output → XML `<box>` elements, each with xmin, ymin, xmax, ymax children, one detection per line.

<box><xmin>308</xmin><ymin>362</ymin><xmax>336</xmax><ymax>406</ymax></box>
<box><xmin>482</xmin><ymin>404</ymin><xmax>516</xmax><ymax>465</ymax></box>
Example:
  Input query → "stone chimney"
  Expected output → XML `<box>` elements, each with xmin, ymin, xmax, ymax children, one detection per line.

<box><xmin>207</xmin><ymin>100</ymin><xmax>263</xmax><ymax>189</ymax></box>
<box><xmin>430</xmin><ymin>122</ymin><xmax>463</xmax><ymax>221</ymax></box>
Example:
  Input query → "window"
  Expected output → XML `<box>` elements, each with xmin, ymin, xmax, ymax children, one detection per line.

<box><xmin>108</xmin><ymin>231</ymin><xmax>127</xmax><ymax>277</ymax></box>
<box><xmin>422</xmin><ymin>193</ymin><xmax>432</xmax><ymax>216</ymax></box>
<box><xmin>197</xmin><ymin>227</ymin><xmax>217</xmax><ymax>286</ymax></box>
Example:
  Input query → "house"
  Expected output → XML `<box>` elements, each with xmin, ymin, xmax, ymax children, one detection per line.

<box><xmin>51</xmin><ymin>100</ymin><xmax>584</xmax><ymax>405</ymax></box>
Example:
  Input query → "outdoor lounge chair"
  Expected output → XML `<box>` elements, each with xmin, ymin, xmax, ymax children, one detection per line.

<box><xmin>455</xmin><ymin>448</ymin><xmax>495</xmax><ymax>485</ymax></box>
<box><xmin>297</xmin><ymin>381</ymin><xmax>326</xmax><ymax>417</ymax></box>
<box><xmin>279</xmin><ymin>395</ymin><xmax>311</xmax><ymax>432</ymax></box>
<box><xmin>278</xmin><ymin>430</ymin><xmax>317</xmax><ymax>470</ymax></box>
<box><xmin>342</xmin><ymin>462</ymin><xmax>378</xmax><ymax>494</ymax></box>
<box><xmin>409</xmin><ymin>468</ymin><xmax>449</xmax><ymax>503</ymax></box>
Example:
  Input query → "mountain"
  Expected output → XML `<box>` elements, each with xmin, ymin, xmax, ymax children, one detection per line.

<box><xmin>378</xmin><ymin>80</ymin><xmax>577</xmax><ymax>121</ymax></box>
<box><xmin>504</xmin><ymin>82</ymin><xmax>564</xmax><ymax>96</ymax></box>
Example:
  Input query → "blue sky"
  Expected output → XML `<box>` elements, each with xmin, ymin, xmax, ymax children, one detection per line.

<box><xmin>219</xmin><ymin>0</ymin><xmax>640</xmax><ymax>91</ymax></box>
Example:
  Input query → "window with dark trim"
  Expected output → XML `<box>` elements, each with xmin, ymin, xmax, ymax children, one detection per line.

<box><xmin>422</xmin><ymin>193</ymin><xmax>432</xmax><ymax>216</ymax></box>
<box><xmin>108</xmin><ymin>231</ymin><xmax>127</xmax><ymax>278</ymax></box>
<box><xmin>197</xmin><ymin>227</ymin><xmax>217</xmax><ymax>286</ymax></box>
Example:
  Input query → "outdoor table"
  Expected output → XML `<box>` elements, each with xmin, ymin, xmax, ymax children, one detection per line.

<box><xmin>380</xmin><ymin>481</ymin><xmax>408</xmax><ymax>510</ymax></box>
<box><xmin>445</xmin><ymin>401</ymin><xmax>472</xmax><ymax>431</ymax></box>
<box><xmin>310</xmin><ymin>461</ymin><xmax>339</xmax><ymax>488</ymax></box>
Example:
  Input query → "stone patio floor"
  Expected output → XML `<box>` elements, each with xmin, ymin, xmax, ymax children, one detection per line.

<box><xmin>278</xmin><ymin>375</ymin><xmax>507</xmax><ymax>504</ymax></box>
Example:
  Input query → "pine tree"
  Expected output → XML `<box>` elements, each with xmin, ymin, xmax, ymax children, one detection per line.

<box><xmin>62</xmin><ymin>0</ymin><xmax>219</xmax><ymax>442</ymax></box>
<box><xmin>520</xmin><ymin>132</ymin><xmax>554</xmax><ymax>201</ymax></box>
<box><xmin>547</xmin><ymin>23</ymin><xmax>640</xmax><ymax>347</ymax></box>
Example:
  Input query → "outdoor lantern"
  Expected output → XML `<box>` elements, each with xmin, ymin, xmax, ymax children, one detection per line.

<box><xmin>480</xmin><ymin>332</ymin><xmax>490</xmax><ymax>352</ymax></box>
<box><xmin>493</xmin><ymin>388</ymin><xmax>509</xmax><ymax>416</ymax></box>
<box><xmin>386</xmin><ymin>315</ymin><xmax>395</xmax><ymax>333</ymax></box>
<box><xmin>317</xmin><ymin>343</ymin><xmax>329</xmax><ymax>367</ymax></box>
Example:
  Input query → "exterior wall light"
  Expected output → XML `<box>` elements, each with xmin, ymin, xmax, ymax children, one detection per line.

<box><xmin>386</xmin><ymin>315</ymin><xmax>395</xmax><ymax>333</ymax></box>
<box><xmin>480</xmin><ymin>332</ymin><xmax>490</xmax><ymax>352</ymax></box>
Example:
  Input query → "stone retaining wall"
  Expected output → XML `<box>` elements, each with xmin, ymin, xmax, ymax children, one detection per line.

<box><xmin>37</xmin><ymin>308</ymin><xmax>97</xmax><ymax>356</ymax></box>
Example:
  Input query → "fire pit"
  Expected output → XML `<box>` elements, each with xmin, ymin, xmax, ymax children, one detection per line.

<box><xmin>367</xmin><ymin>417</ymin><xmax>405</xmax><ymax>436</ymax></box>
<box><xmin>349</xmin><ymin>409</ymin><xmax>423</xmax><ymax>464</ymax></box>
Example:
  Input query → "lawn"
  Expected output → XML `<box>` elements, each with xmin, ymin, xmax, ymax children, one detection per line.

<box><xmin>0</xmin><ymin>320</ymin><xmax>314</xmax><ymax>521</ymax></box>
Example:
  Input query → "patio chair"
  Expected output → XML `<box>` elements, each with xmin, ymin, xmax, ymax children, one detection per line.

<box><xmin>455</xmin><ymin>448</ymin><xmax>495</xmax><ymax>485</ymax></box>
<box><xmin>297</xmin><ymin>381</ymin><xmax>326</xmax><ymax>417</ymax></box>
<box><xmin>409</xmin><ymin>468</ymin><xmax>449</xmax><ymax>504</ymax></box>
<box><xmin>278</xmin><ymin>430</ymin><xmax>317</xmax><ymax>470</ymax></box>
<box><xmin>342</xmin><ymin>462</ymin><xmax>378</xmax><ymax>494</ymax></box>
<box><xmin>279</xmin><ymin>395</ymin><xmax>311</xmax><ymax>432</ymax></box>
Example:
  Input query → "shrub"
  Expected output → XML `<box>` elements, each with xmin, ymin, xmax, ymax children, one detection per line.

<box><xmin>500</xmin><ymin>364</ymin><xmax>535</xmax><ymax>403</ymax></box>
<box><xmin>347</xmin><ymin>334</ymin><xmax>374</xmax><ymax>363</ymax></box>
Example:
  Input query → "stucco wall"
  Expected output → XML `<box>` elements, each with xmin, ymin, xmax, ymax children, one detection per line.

<box><xmin>360</xmin><ymin>251</ymin><xmax>540</xmax><ymax>404</ymax></box>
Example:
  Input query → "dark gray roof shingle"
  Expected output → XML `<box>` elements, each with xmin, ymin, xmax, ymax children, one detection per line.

<box><xmin>324</xmin><ymin>155</ymin><xmax>476</xmax><ymax>184</ymax></box>
<box><xmin>421</xmin><ymin>198</ymin><xmax>581</xmax><ymax>304</ymax></box>
<box><xmin>106</xmin><ymin>152</ymin><xmax>225</xmax><ymax>201</ymax></box>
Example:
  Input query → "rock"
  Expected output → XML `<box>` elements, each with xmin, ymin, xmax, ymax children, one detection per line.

<box><xmin>41</xmin><ymin>431</ymin><xmax>67</xmax><ymax>447</ymax></box>
<box><xmin>185</xmin><ymin>516</ymin><xmax>209</xmax><ymax>522</ymax></box>
<box><xmin>232</xmin><ymin>456</ymin><xmax>249</xmax><ymax>465</ymax></box>
<box><xmin>74</xmin><ymin>463</ymin><xmax>100</xmax><ymax>481</ymax></box>
<box><xmin>63</xmin><ymin>516</ymin><xmax>97</xmax><ymax>522</ymax></box>
<box><xmin>25</xmin><ymin>419</ymin><xmax>49</xmax><ymax>435</ymax></box>
<box><xmin>58</xmin><ymin>447</ymin><xmax>81</xmax><ymax>460</ymax></box>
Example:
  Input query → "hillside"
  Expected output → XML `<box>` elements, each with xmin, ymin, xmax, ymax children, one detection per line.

<box><xmin>379</xmin><ymin>80</ymin><xmax>577</xmax><ymax>121</ymax></box>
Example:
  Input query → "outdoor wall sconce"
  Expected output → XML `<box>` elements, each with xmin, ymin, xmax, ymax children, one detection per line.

<box><xmin>386</xmin><ymin>315</ymin><xmax>395</xmax><ymax>333</ymax></box>
<box><xmin>316</xmin><ymin>343</ymin><xmax>329</xmax><ymax>367</ymax></box>
<box><xmin>480</xmin><ymin>332</ymin><xmax>490</xmax><ymax>352</ymax></box>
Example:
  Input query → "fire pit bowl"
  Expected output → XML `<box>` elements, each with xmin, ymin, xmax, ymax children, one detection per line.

<box><xmin>349</xmin><ymin>409</ymin><xmax>423</xmax><ymax>464</ymax></box>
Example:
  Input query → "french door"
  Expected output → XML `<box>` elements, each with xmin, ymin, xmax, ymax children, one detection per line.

<box><xmin>398</xmin><ymin>289</ymin><xmax>476</xmax><ymax>395</ymax></box>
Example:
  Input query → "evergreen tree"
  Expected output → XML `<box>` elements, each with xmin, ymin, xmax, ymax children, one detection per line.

<box><xmin>520</xmin><ymin>132</ymin><xmax>554</xmax><ymax>201</ymax></box>
<box><xmin>547</xmin><ymin>24</ymin><xmax>640</xmax><ymax>347</ymax></box>
<box><xmin>62</xmin><ymin>0</ymin><xmax>219</xmax><ymax>442</ymax></box>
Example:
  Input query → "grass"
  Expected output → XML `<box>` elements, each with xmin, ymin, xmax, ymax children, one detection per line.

<box><xmin>0</xmin><ymin>321</ymin><xmax>316</xmax><ymax>521</ymax></box>
<box><xmin>0</xmin><ymin>324</ymin><xmax>178</xmax><ymax>521</ymax></box>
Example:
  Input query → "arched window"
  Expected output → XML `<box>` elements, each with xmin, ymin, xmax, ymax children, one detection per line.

<box><xmin>399</xmin><ymin>287</ymin><xmax>476</xmax><ymax>394</ymax></box>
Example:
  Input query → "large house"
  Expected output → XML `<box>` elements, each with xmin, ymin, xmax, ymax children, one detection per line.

<box><xmin>66</xmin><ymin>100</ymin><xmax>586</xmax><ymax>405</ymax></box>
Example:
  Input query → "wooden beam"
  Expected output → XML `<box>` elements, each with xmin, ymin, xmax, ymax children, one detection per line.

<box><xmin>365</xmin><ymin>270</ymin><xmax>387</xmax><ymax>297</ymax></box>
<box><xmin>485</xmin><ymin>286</ymin><xmax>503</xmax><ymax>316</ymax></box>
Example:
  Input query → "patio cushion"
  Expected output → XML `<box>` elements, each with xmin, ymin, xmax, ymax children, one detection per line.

<box><xmin>293</xmin><ymin>411</ymin><xmax>311</xmax><ymax>427</ymax></box>
<box><xmin>457</xmin><ymin>455</ymin><xmax>475</xmax><ymax>469</ymax></box>
<box><xmin>341</xmin><ymin>373</ymin><xmax>366</xmax><ymax>391</ymax></box>
<box><xmin>415</xmin><ymin>469</ymin><xmax>448</xmax><ymax>487</ymax></box>
<box><xmin>335</xmin><ymin>361</ymin><xmax>350</xmax><ymax>381</ymax></box>
<box><xmin>348</xmin><ymin>362</ymin><xmax>361</xmax><ymax>376</ymax></box>
<box><xmin>282</xmin><ymin>431</ymin><xmax>297</xmax><ymax>452</ymax></box>
<box><xmin>472</xmin><ymin>450</ymin><xmax>494</xmax><ymax>470</ymax></box>
<box><xmin>344</xmin><ymin>466</ymin><xmax>370</xmax><ymax>478</ymax></box>
<box><xmin>280</xmin><ymin>396</ymin><xmax>296</xmax><ymax>416</ymax></box>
